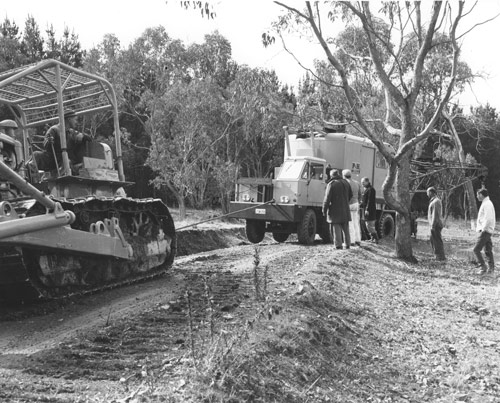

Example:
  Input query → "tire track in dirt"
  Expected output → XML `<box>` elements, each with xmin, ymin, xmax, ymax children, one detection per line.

<box><xmin>0</xmin><ymin>232</ymin><xmax>300</xmax><ymax>356</ymax></box>
<box><xmin>0</xmin><ymin>233</ymin><xmax>312</xmax><ymax>402</ymax></box>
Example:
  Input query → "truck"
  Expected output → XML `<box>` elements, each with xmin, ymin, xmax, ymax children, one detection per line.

<box><xmin>229</xmin><ymin>124</ymin><xmax>396</xmax><ymax>245</ymax></box>
<box><xmin>0</xmin><ymin>59</ymin><xmax>176</xmax><ymax>301</ymax></box>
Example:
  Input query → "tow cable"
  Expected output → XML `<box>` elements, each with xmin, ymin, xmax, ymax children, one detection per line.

<box><xmin>175</xmin><ymin>199</ymin><xmax>276</xmax><ymax>230</ymax></box>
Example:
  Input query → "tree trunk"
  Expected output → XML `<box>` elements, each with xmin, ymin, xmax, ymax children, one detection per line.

<box><xmin>392</xmin><ymin>108</ymin><xmax>416</xmax><ymax>261</ymax></box>
<box><xmin>177</xmin><ymin>197</ymin><xmax>187</xmax><ymax>221</ymax></box>
<box><xmin>165</xmin><ymin>182</ymin><xmax>187</xmax><ymax>220</ymax></box>
<box><xmin>220</xmin><ymin>193</ymin><xmax>230</xmax><ymax>216</ymax></box>
<box><xmin>444</xmin><ymin>111</ymin><xmax>477</xmax><ymax>229</ymax></box>
<box><xmin>394</xmin><ymin>153</ymin><xmax>415</xmax><ymax>260</ymax></box>
<box><xmin>464</xmin><ymin>181</ymin><xmax>477</xmax><ymax>230</ymax></box>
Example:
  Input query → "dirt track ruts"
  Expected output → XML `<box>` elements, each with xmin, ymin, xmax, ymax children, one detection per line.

<box><xmin>0</xmin><ymin>229</ymin><xmax>291</xmax><ymax>356</ymax></box>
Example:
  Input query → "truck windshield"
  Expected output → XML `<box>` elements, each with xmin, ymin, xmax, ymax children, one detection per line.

<box><xmin>277</xmin><ymin>160</ymin><xmax>306</xmax><ymax>180</ymax></box>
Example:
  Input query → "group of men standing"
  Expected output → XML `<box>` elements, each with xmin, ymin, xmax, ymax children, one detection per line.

<box><xmin>427</xmin><ymin>186</ymin><xmax>495</xmax><ymax>274</ymax></box>
<box><xmin>322</xmin><ymin>169</ymin><xmax>378</xmax><ymax>249</ymax></box>
<box><xmin>322</xmin><ymin>167</ymin><xmax>496</xmax><ymax>275</ymax></box>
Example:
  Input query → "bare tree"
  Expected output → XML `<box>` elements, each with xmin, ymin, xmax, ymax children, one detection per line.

<box><xmin>272</xmin><ymin>1</ymin><xmax>467</xmax><ymax>260</ymax></box>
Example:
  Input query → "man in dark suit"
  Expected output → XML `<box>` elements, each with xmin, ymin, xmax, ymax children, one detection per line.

<box><xmin>427</xmin><ymin>186</ymin><xmax>445</xmax><ymax>261</ymax></box>
<box><xmin>32</xmin><ymin>109</ymin><xmax>91</xmax><ymax>174</ymax></box>
<box><xmin>322</xmin><ymin>169</ymin><xmax>352</xmax><ymax>249</ymax></box>
<box><xmin>360</xmin><ymin>177</ymin><xmax>379</xmax><ymax>243</ymax></box>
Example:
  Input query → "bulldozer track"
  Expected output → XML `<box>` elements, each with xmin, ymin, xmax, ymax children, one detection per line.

<box><xmin>0</xmin><ymin>196</ymin><xmax>176</xmax><ymax>302</ymax></box>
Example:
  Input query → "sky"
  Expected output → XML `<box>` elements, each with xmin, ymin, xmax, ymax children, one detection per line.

<box><xmin>2</xmin><ymin>0</ymin><xmax>500</xmax><ymax>111</ymax></box>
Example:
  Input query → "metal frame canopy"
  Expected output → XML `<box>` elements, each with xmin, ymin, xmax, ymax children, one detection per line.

<box><xmin>0</xmin><ymin>59</ymin><xmax>124</xmax><ymax>180</ymax></box>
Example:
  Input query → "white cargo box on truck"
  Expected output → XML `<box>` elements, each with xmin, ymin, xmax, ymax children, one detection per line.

<box><xmin>286</xmin><ymin>132</ymin><xmax>389</xmax><ymax>204</ymax></box>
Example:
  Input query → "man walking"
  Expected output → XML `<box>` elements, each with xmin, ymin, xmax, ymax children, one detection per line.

<box><xmin>343</xmin><ymin>169</ymin><xmax>362</xmax><ymax>247</ymax></box>
<box><xmin>473</xmin><ymin>188</ymin><xmax>495</xmax><ymax>274</ymax></box>
<box><xmin>427</xmin><ymin>187</ymin><xmax>446</xmax><ymax>261</ymax></box>
<box><xmin>323</xmin><ymin>169</ymin><xmax>352</xmax><ymax>249</ymax></box>
<box><xmin>360</xmin><ymin>177</ymin><xmax>379</xmax><ymax>243</ymax></box>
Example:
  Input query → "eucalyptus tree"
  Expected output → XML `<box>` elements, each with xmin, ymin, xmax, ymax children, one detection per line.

<box><xmin>114</xmin><ymin>28</ymin><xmax>237</xmax><ymax>215</ymax></box>
<box><xmin>271</xmin><ymin>2</ymin><xmax>470</xmax><ymax>260</ymax></box>
<box><xmin>213</xmin><ymin>66</ymin><xmax>293</xmax><ymax>213</ymax></box>
<box><xmin>82</xmin><ymin>34</ymin><xmax>123</xmax><ymax>137</ymax></box>
<box><xmin>147</xmin><ymin>78</ymin><xmax>227</xmax><ymax>216</ymax></box>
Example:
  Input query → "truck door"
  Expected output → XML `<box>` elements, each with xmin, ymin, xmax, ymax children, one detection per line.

<box><xmin>306</xmin><ymin>162</ymin><xmax>326</xmax><ymax>206</ymax></box>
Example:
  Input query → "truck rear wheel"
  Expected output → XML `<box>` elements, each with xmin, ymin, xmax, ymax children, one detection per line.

<box><xmin>272</xmin><ymin>232</ymin><xmax>289</xmax><ymax>243</ymax></box>
<box><xmin>297</xmin><ymin>209</ymin><xmax>317</xmax><ymax>245</ymax></box>
<box><xmin>378</xmin><ymin>213</ymin><xmax>395</xmax><ymax>238</ymax></box>
<box><xmin>246</xmin><ymin>220</ymin><xmax>266</xmax><ymax>243</ymax></box>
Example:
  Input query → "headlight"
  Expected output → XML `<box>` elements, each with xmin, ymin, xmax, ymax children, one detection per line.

<box><xmin>242</xmin><ymin>194</ymin><xmax>251</xmax><ymax>202</ymax></box>
<box><xmin>280</xmin><ymin>195</ymin><xmax>290</xmax><ymax>203</ymax></box>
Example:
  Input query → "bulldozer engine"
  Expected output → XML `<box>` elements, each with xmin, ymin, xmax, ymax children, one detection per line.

<box><xmin>0</xmin><ymin>60</ymin><xmax>177</xmax><ymax>302</ymax></box>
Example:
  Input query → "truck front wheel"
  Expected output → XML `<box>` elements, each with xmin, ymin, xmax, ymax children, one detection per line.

<box><xmin>246</xmin><ymin>220</ymin><xmax>266</xmax><ymax>243</ymax></box>
<box><xmin>297</xmin><ymin>209</ymin><xmax>317</xmax><ymax>245</ymax></box>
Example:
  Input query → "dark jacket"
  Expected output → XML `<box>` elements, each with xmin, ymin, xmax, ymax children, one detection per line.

<box><xmin>361</xmin><ymin>184</ymin><xmax>377</xmax><ymax>221</ymax></box>
<box><xmin>44</xmin><ymin>124</ymin><xmax>88</xmax><ymax>164</ymax></box>
<box><xmin>322</xmin><ymin>178</ymin><xmax>352</xmax><ymax>224</ymax></box>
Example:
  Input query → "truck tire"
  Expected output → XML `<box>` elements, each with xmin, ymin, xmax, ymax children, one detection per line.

<box><xmin>246</xmin><ymin>220</ymin><xmax>266</xmax><ymax>243</ymax></box>
<box><xmin>319</xmin><ymin>219</ymin><xmax>333</xmax><ymax>244</ymax></box>
<box><xmin>297</xmin><ymin>209</ymin><xmax>317</xmax><ymax>245</ymax></box>
<box><xmin>378</xmin><ymin>213</ymin><xmax>395</xmax><ymax>238</ymax></box>
<box><xmin>272</xmin><ymin>232</ymin><xmax>289</xmax><ymax>243</ymax></box>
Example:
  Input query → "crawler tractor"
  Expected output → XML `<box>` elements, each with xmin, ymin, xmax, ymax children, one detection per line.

<box><xmin>0</xmin><ymin>60</ymin><xmax>176</xmax><ymax>301</ymax></box>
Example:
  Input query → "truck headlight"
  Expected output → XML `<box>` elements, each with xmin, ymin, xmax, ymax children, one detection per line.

<box><xmin>280</xmin><ymin>196</ymin><xmax>290</xmax><ymax>203</ymax></box>
<box><xmin>242</xmin><ymin>194</ymin><xmax>251</xmax><ymax>202</ymax></box>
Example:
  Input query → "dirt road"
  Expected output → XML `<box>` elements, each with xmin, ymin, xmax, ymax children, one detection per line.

<box><xmin>0</xmin><ymin>229</ymin><xmax>305</xmax><ymax>402</ymax></box>
<box><xmin>0</xmin><ymin>224</ymin><xmax>499</xmax><ymax>402</ymax></box>
<box><xmin>0</xmin><ymin>234</ymin><xmax>294</xmax><ymax>356</ymax></box>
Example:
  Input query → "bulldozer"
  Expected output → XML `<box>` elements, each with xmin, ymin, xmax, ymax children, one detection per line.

<box><xmin>0</xmin><ymin>59</ymin><xmax>176</xmax><ymax>301</ymax></box>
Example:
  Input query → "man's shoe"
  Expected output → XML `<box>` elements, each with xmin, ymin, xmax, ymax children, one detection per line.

<box><xmin>477</xmin><ymin>265</ymin><xmax>488</xmax><ymax>275</ymax></box>
<box><xmin>336</xmin><ymin>246</ymin><xmax>342</xmax><ymax>250</ymax></box>
<box><xmin>355</xmin><ymin>242</ymin><xmax>361</xmax><ymax>247</ymax></box>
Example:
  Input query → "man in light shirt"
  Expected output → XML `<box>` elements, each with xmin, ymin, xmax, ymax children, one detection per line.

<box><xmin>473</xmin><ymin>188</ymin><xmax>496</xmax><ymax>274</ymax></box>
<box><xmin>343</xmin><ymin>169</ymin><xmax>362</xmax><ymax>247</ymax></box>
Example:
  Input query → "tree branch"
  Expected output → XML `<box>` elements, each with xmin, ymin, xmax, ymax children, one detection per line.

<box><xmin>397</xmin><ymin>1</ymin><xmax>464</xmax><ymax>161</ymax></box>
<box><xmin>410</xmin><ymin>1</ymin><xmax>442</xmax><ymax>105</ymax></box>
<box><xmin>346</xmin><ymin>2</ymin><xmax>406</xmax><ymax>108</ymax></box>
